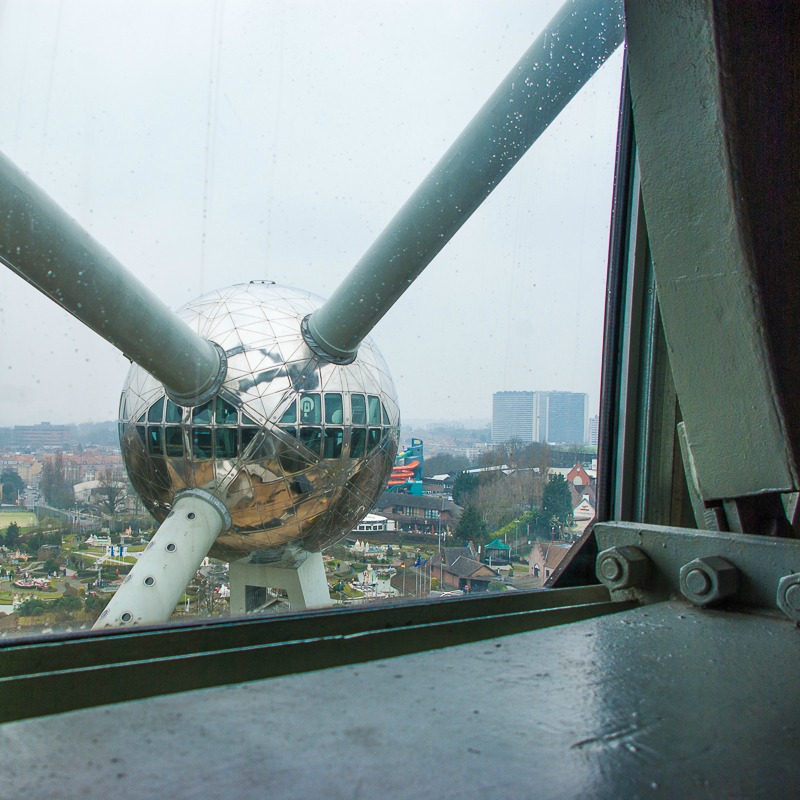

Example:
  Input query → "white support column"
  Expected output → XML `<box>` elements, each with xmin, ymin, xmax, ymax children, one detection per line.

<box><xmin>93</xmin><ymin>490</ymin><xmax>230</xmax><ymax>630</ymax></box>
<box><xmin>229</xmin><ymin>549</ymin><xmax>331</xmax><ymax>615</ymax></box>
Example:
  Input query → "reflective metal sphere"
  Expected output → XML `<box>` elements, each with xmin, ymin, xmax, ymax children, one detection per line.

<box><xmin>119</xmin><ymin>282</ymin><xmax>400</xmax><ymax>560</ymax></box>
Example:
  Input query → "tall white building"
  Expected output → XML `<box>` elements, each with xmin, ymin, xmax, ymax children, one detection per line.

<box><xmin>544</xmin><ymin>391</ymin><xmax>589</xmax><ymax>445</ymax></box>
<box><xmin>492</xmin><ymin>390</ymin><xmax>589</xmax><ymax>445</ymax></box>
<box><xmin>588</xmin><ymin>415</ymin><xmax>599</xmax><ymax>447</ymax></box>
<box><xmin>492</xmin><ymin>391</ymin><xmax>535</xmax><ymax>443</ymax></box>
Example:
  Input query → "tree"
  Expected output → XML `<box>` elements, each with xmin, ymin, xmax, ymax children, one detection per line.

<box><xmin>452</xmin><ymin>472</ymin><xmax>480</xmax><ymax>506</ymax></box>
<box><xmin>17</xmin><ymin>597</ymin><xmax>47</xmax><ymax>617</ymax></box>
<box><xmin>40</xmin><ymin>454</ymin><xmax>74</xmax><ymax>508</ymax></box>
<box><xmin>455</xmin><ymin>504</ymin><xmax>487</xmax><ymax>545</ymax></box>
<box><xmin>4</xmin><ymin>522</ymin><xmax>20</xmax><ymax>549</ymax></box>
<box><xmin>480</xmin><ymin>446</ymin><xmax>510</xmax><ymax>469</ymax></box>
<box><xmin>475</xmin><ymin>478</ymin><xmax>518</xmax><ymax>532</ymax></box>
<box><xmin>96</xmin><ymin>470</ymin><xmax>127</xmax><ymax>519</ymax></box>
<box><xmin>422</xmin><ymin>453</ymin><xmax>471</xmax><ymax>478</ymax></box>
<box><xmin>85</xmin><ymin>594</ymin><xmax>111</xmax><ymax>618</ymax></box>
<box><xmin>0</xmin><ymin>469</ymin><xmax>24</xmax><ymax>505</ymax></box>
<box><xmin>542</xmin><ymin>474</ymin><xmax>573</xmax><ymax>529</ymax></box>
<box><xmin>453</xmin><ymin>469</ymin><xmax>504</xmax><ymax>508</ymax></box>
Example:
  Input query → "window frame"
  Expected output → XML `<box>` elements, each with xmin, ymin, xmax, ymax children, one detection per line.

<box><xmin>0</xmin><ymin>583</ymin><xmax>628</xmax><ymax>723</ymax></box>
<box><xmin>0</xmin><ymin>18</ymin><xmax>634</xmax><ymax>727</ymax></box>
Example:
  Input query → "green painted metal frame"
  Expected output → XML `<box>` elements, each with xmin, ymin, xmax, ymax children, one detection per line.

<box><xmin>0</xmin><ymin>585</ymin><xmax>634</xmax><ymax>723</ymax></box>
<box><xmin>626</xmin><ymin>0</ymin><xmax>798</xmax><ymax>502</ymax></box>
<box><xmin>595</xmin><ymin>520</ymin><xmax>800</xmax><ymax>609</ymax></box>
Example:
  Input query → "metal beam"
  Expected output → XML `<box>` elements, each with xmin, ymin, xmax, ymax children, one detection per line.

<box><xmin>92</xmin><ymin>490</ymin><xmax>229</xmax><ymax>630</ymax></box>
<box><xmin>625</xmin><ymin>0</ymin><xmax>798</xmax><ymax>502</ymax></box>
<box><xmin>594</xmin><ymin>520</ymin><xmax>800</xmax><ymax>613</ymax></box>
<box><xmin>0</xmin><ymin>152</ymin><xmax>225</xmax><ymax>405</ymax></box>
<box><xmin>0</xmin><ymin>584</ymin><xmax>628</xmax><ymax>723</ymax></box>
<box><xmin>304</xmin><ymin>0</ymin><xmax>625</xmax><ymax>363</ymax></box>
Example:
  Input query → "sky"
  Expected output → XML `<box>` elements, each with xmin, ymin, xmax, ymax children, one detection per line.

<box><xmin>0</xmin><ymin>0</ymin><xmax>623</xmax><ymax>428</ymax></box>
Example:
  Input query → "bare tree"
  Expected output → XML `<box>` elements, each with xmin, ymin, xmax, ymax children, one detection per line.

<box><xmin>94</xmin><ymin>470</ymin><xmax>127</xmax><ymax>531</ymax></box>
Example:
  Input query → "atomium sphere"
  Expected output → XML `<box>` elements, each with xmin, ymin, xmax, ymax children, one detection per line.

<box><xmin>118</xmin><ymin>281</ymin><xmax>400</xmax><ymax>561</ymax></box>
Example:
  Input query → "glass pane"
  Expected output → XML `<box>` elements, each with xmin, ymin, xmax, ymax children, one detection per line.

<box><xmin>248</xmin><ymin>434</ymin><xmax>277</xmax><ymax>462</ymax></box>
<box><xmin>350</xmin><ymin>427</ymin><xmax>366</xmax><ymax>459</ymax></box>
<box><xmin>147</xmin><ymin>426</ymin><xmax>163</xmax><ymax>456</ymax></box>
<box><xmin>164</xmin><ymin>426</ymin><xmax>183</xmax><ymax>457</ymax></box>
<box><xmin>279</xmin><ymin>401</ymin><xmax>297</xmax><ymax>423</ymax></box>
<box><xmin>215</xmin><ymin>428</ymin><xmax>238</xmax><ymax>458</ymax></box>
<box><xmin>241</xmin><ymin>427</ymin><xmax>259</xmax><ymax>451</ymax></box>
<box><xmin>192</xmin><ymin>428</ymin><xmax>213</xmax><ymax>460</ymax></box>
<box><xmin>324</xmin><ymin>393</ymin><xmax>343</xmax><ymax>424</ymax></box>
<box><xmin>0</xmin><ymin>4</ymin><xmax>622</xmax><ymax>634</ymax></box>
<box><xmin>298</xmin><ymin>393</ymin><xmax>321</xmax><ymax>424</ymax></box>
<box><xmin>324</xmin><ymin>428</ymin><xmax>343</xmax><ymax>459</ymax></box>
<box><xmin>193</xmin><ymin>400</ymin><xmax>213</xmax><ymax>425</ymax></box>
<box><xmin>367</xmin><ymin>395</ymin><xmax>381</xmax><ymax>425</ymax></box>
<box><xmin>147</xmin><ymin>396</ymin><xmax>164</xmax><ymax>423</ymax></box>
<box><xmin>165</xmin><ymin>399</ymin><xmax>182</xmax><ymax>423</ymax></box>
<box><xmin>299</xmin><ymin>426</ymin><xmax>321</xmax><ymax>455</ymax></box>
<box><xmin>216</xmin><ymin>398</ymin><xmax>238</xmax><ymax>425</ymax></box>
<box><xmin>279</xmin><ymin>448</ymin><xmax>308</xmax><ymax>475</ymax></box>
<box><xmin>351</xmin><ymin>394</ymin><xmax>366</xmax><ymax>425</ymax></box>
<box><xmin>367</xmin><ymin>427</ymin><xmax>381</xmax><ymax>452</ymax></box>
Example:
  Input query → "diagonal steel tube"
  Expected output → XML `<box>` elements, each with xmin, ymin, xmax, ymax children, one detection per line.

<box><xmin>305</xmin><ymin>0</ymin><xmax>625</xmax><ymax>363</ymax></box>
<box><xmin>0</xmin><ymin>152</ymin><xmax>224</xmax><ymax>404</ymax></box>
<box><xmin>93</xmin><ymin>490</ymin><xmax>230</xmax><ymax>630</ymax></box>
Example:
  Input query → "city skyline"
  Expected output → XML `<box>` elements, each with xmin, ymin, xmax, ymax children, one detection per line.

<box><xmin>0</xmin><ymin>2</ymin><xmax>620</xmax><ymax>427</ymax></box>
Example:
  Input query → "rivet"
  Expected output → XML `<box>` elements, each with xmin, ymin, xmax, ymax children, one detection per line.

<box><xmin>121</xmin><ymin>612</ymin><xmax>132</xmax><ymax>623</ymax></box>
<box><xmin>166</xmin><ymin>542</ymin><xmax>177</xmax><ymax>552</ymax></box>
<box><xmin>187</xmin><ymin>512</ymin><xmax>196</xmax><ymax>520</ymax></box>
<box><xmin>144</xmin><ymin>576</ymin><xmax>155</xmax><ymax>586</ymax></box>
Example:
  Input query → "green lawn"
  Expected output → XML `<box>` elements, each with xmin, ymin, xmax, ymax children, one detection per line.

<box><xmin>0</xmin><ymin>511</ymin><xmax>37</xmax><ymax>529</ymax></box>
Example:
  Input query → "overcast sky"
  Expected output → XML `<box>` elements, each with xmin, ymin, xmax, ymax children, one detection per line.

<box><xmin>0</xmin><ymin>0</ymin><xmax>622</xmax><ymax>428</ymax></box>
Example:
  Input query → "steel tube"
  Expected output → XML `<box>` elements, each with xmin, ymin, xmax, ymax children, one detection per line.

<box><xmin>305</xmin><ymin>0</ymin><xmax>625</xmax><ymax>362</ymax></box>
<box><xmin>0</xmin><ymin>151</ymin><xmax>223</xmax><ymax>402</ymax></box>
<box><xmin>93</xmin><ymin>491</ymin><xmax>230</xmax><ymax>629</ymax></box>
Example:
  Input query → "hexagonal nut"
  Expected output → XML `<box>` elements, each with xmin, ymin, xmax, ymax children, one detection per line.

<box><xmin>679</xmin><ymin>556</ymin><xmax>739</xmax><ymax>606</ymax></box>
<box><xmin>596</xmin><ymin>546</ymin><xmax>652</xmax><ymax>591</ymax></box>
<box><xmin>776</xmin><ymin>574</ymin><xmax>800</xmax><ymax>623</ymax></box>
